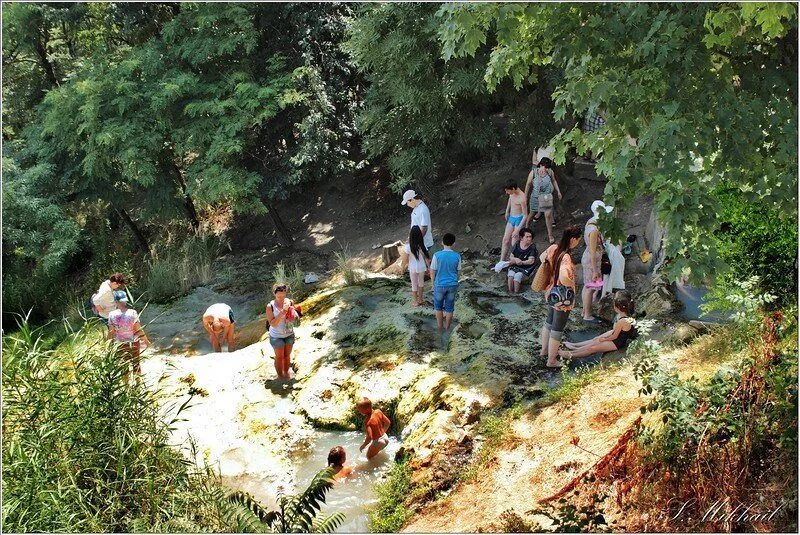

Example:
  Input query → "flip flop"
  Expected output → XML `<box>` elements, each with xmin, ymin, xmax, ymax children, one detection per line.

<box><xmin>582</xmin><ymin>317</ymin><xmax>602</xmax><ymax>325</ymax></box>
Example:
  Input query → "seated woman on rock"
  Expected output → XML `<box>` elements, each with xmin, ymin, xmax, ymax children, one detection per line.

<box><xmin>327</xmin><ymin>446</ymin><xmax>354</xmax><ymax>481</ymax></box>
<box><xmin>559</xmin><ymin>290</ymin><xmax>638</xmax><ymax>359</ymax></box>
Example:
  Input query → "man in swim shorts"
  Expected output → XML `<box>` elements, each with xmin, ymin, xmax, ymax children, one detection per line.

<box><xmin>357</xmin><ymin>397</ymin><xmax>391</xmax><ymax>460</ymax></box>
<box><xmin>202</xmin><ymin>303</ymin><xmax>236</xmax><ymax>353</ymax></box>
<box><xmin>501</xmin><ymin>180</ymin><xmax>528</xmax><ymax>261</ymax></box>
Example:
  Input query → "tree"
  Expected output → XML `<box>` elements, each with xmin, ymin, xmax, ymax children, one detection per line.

<box><xmin>346</xmin><ymin>3</ymin><xmax>501</xmax><ymax>191</ymax></box>
<box><xmin>438</xmin><ymin>2</ymin><xmax>798</xmax><ymax>282</ymax></box>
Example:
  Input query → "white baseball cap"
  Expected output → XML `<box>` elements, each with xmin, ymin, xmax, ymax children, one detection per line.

<box><xmin>401</xmin><ymin>190</ymin><xmax>417</xmax><ymax>206</ymax></box>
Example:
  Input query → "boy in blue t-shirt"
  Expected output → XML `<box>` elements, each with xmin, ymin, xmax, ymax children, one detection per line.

<box><xmin>429</xmin><ymin>233</ymin><xmax>462</xmax><ymax>331</ymax></box>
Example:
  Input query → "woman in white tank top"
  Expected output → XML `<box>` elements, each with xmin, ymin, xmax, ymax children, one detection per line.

<box><xmin>265</xmin><ymin>283</ymin><xmax>297</xmax><ymax>379</ymax></box>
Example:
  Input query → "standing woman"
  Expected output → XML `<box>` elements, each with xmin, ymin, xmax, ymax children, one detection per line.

<box><xmin>524</xmin><ymin>157</ymin><xmax>562</xmax><ymax>244</ymax></box>
<box><xmin>581</xmin><ymin>201</ymin><xmax>613</xmax><ymax>323</ymax></box>
<box><xmin>405</xmin><ymin>225</ymin><xmax>430</xmax><ymax>306</ymax></box>
<box><xmin>539</xmin><ymin>225</ymin><xmax>582</xmax><ymax>367</ymax></box>
<box><xmin>266</xmin><ymin>283</ymin><xmax>298</xmax><ymax>379</ymax></box>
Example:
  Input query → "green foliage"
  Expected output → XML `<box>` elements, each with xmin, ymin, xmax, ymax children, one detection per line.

<box><xmin>712</xmin><ymin>187</ymin><xmax>797</xmax><ymax>304</ymax></box>
<box><xmin>369</xmin><ymin>456</ymin><xmax>413</xmax><ymax>533</ymax></box>
<box><xmin>226</xmin><ymin>468</ymin><xmax>344</xmax><ymax>533</ymax></box>
<box><xmin>347</xmin><ymin>3</ymin><xmax>500</xmax><ymax>190</ymax></box>
<box><xmin>337</xmin><ymin>325</ymin><xmax>407</xmax><ymax>363</ymax></box>
<box><xmin>543</xmin><ymin>365</ymin><xmax>602</xmax><ymax>406</ymax></box>
<box><xmin>1</xmin><ymin>318</ymin><xmax>233</xmax><ymax>532</ymax></box>
<box><xmin>438</xmin><ymin>2</ymin><xmax>797</xmax><ymax>283</ymax></box>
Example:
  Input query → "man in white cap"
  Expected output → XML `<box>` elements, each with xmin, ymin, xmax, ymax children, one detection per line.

<box><xmin>400</xmin><ymin>190</ymin><xmax>434</xmax><ymax>271</ymax></box>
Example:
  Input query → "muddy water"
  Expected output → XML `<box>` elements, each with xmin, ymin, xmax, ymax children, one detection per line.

<box><xmin>295</xmin><ymin>431</ymin><xmax>401</xmax><ymax>532</ymax></box>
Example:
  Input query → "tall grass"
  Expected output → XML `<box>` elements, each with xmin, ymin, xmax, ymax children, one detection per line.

<box><xmin>1</xmin><ymin>319</ymin><xmax>232</xmax><ymax>532</ymax></box>
<box><xmin>333</xmin><ymin>245</ymin><xmax>363</xmax><ymax>286</ymax></box>
<box><xmin>141</xmin><ymin>233</ymin><xmax>223</xmax><ymax>303</ymax></box>
<box><xmin>271</xmin><ymin>262</ymin><xmax>311</xmax><ymax>301</ymax></box>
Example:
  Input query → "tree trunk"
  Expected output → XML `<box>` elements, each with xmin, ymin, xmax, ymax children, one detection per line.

<box><xmin>35</xmin><ymin>31</ymin><xmax>58</xmax><ymax>87</ymax></box>
<box><xmin>176</xmin><ymin>170</ymin><xmax>200</xmax><ymax>231</ymax></box>
<box><xmin>113</xmin><ymin>205</ymin><xmax>152</xmax><ymax>257</ymax></box>
<box><xmin>266</xmin><ymin>202</ymin><xmax>294</xmax><ymax>246</ymax></box>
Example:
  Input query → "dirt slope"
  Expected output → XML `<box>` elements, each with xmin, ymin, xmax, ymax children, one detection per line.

<box><xmin>402</xmin><ymin>334</ymin><xmax>736</xmax><ymax>533</ymax></box>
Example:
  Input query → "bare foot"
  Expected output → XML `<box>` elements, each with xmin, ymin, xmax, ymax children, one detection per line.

<box><xmin>546</xmin><ymin>359</ymin><xmax>563</xmax><ymax>368</ymax></box>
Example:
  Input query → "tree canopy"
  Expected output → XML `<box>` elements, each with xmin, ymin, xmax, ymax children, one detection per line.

<box><xmin>437</xmin><ymin>2</ymin><xmax>797</xmax><ymax>281</ymax></box>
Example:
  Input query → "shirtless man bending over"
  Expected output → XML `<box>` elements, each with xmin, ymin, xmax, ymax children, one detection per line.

<box><xmin>357</xmin><ymin>397</ymin><xmax>391</xmax><ymax>460</ymax></box>
<box><xmin>501</xmin><ymin>180</ymin><xmax>528</xmax><ymax>261</ymax></box>
<box><xmin>202</xmin><ymin>303</ymin><xmax>236</xmax><ymax>353</ymax></box>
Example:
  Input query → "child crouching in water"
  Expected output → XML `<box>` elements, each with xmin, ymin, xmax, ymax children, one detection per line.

<box><xmin>559</xmin><ymin>290</ymin><xmax>638</xmax><ymax>360</ymax></box>
<box><xmin>357</xmin><ymin>397</ymin><xmax>391</xmax><ymax>460</ymax></box>
<box><xmin>405</xmin><ymin>225</ymin><xmax>431</xmax><ymax>306</ymax></box>
<box><xmin>327</xmin><ymin>446</ymin><xmax>354</xmax><ymax>481</ymax></box>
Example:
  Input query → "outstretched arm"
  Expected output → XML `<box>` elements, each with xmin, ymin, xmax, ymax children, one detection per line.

<box><xmin>226</xmin><ymin>324</ymin><xmax>236</xmax><ymax>352</ymax></box>
<box><xmin>598</xmin><ymin>321</ymin><xmax>623</xmax><ymax>342</ymax></box>
<box><xmin>552</xmin><ymin>169</ymin><xmax>563</xmax><ymax>200</ymax></box>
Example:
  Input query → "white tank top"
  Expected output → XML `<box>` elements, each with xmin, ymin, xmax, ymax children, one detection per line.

<box><xmin>268</xmin><ymin>300</ymin><xmax>294</xmax><ymax>338</ymax></box>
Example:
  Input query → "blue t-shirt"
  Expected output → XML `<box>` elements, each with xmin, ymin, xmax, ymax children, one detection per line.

<box><xmin>431</xmin><ymin>249</ymin><xmax>461</xmax><ymax>287</ymax></box>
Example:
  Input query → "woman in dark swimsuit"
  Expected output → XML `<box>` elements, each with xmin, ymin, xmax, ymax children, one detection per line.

<box><xmin>559</xmin><ymin>291</ymin><xmax>638</xmax><ymax>359</ymax></box>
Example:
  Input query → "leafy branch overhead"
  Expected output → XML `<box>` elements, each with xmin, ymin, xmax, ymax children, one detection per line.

<box><xmin>437</xmin><ymin>2</ymin><xmax>797</xmax><ymax>282</ymax></box>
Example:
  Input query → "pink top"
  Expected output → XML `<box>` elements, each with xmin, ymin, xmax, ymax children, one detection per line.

<box><xmin>109</xmin><ymin>309</ymin><xmax>140</xmax><ymax>342</ymax></box>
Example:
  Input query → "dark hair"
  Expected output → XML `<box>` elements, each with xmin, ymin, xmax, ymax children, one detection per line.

<box><xmin>504</xmin><ymin>180</ymin><xmax>519</xmax><ymax>191</ymax></box>
<box><xmin>613</xmin><ymin>290</ymin><xmax>634</xmax><ymax>315</ymax></box>
<box><xmin>443</xmin><ymin>233</ymin><xmax>456</xmax><ymax>246</ymax></box>
<box><xmin>328</xmin><ymin>446</ymin><xmax>346</xmax><ymax>467</ymax></box>
<box><xmin>551</xmin><ymin>225</ymin><xmax>582</xmax><ymax>284</ymax></box>
<box><xmin>538</xmin><ymin>157</ymin><xmax>553</xmax><ymax>169</ymax></box>
<box><xmin>109</xmin><ymin>273</ymin><xmax>127</xmax><ymax>284</ymax></box>
<box><xmin>272</xmin><ymin>283</ymin><xmax>288</xmax><ymax>294</ymax></box>
<box><xmin>409</xmin><ymin>225</ymin><xmax>430</xmax><ymax>262</ymax></box>
<box><xmin>518</xmin><ymin>227</ymin><xmax>533</xmax><ymax>240</ymax></box>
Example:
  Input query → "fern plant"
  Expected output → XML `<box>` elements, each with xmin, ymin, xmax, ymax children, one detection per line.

<box><xmin>226</xmin><ymin>468</ymin><xmax>345</xmax><ymax>533</ymax></box>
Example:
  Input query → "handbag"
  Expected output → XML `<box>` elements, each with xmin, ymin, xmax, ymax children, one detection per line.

<box><xmin>531</xmin><ymin>258</ymin><xmax>552</xmax><ymax>292</ymax></box>
<box><xmin>538</xmin><ymin>192</ymin><xmax>554</xmax><ymax>209</ymax></box>
<box><xmin>601</xmin><ymin>251</ymin><xmax>612</xmax><ymax>275</ymax></box>
<box><xmin>546</xmin><ymin>252</ymin><xmax>575</xmax><ymax>307</ymax></box>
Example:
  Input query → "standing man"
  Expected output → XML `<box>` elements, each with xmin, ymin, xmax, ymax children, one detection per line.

<box><xmin>202</xmin><ymin>303</ymin><xmax>236</xmax><ymax>353</ymax></box>
<box><xmin>91</xmin><ymin>273</ymin><xmax>127</xmax><ymax>325</ymax></box>
<box><xmin>401</xmin><ymin>190</ymin><xmax>434</xmax><ymax>271</ymax></box>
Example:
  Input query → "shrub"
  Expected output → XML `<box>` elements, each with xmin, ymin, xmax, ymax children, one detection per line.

<box><xmin>369</xmin><ymin>457</ymin><xmax>413</xmax><ymax>533</ymax></box>
<box><xmin>271</xmin><ymin>262</ymin><xmax>312</xmax><ymax>301</ymax></box>
<box><xmin>333</xmin><ymin>245</ymin><xmax>363</xmax><ymax>286</ymax></box>
<box><xmin>141</xmin><ymin>233</ymin><xmax>223</xmax><ymax>303</ymax></box>
<box><xmin>1</xmin><ymin>319</ymin><xmax>232</xmax><ymax>532</ymax></box>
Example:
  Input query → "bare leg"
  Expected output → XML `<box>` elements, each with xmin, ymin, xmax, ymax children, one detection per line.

<box><xmin>209</xmin><ymin>334</ymin><xmax>222</xmax><ymax>352</ymax></box>
<box><xmin>416</xmin><ymin>273</ymin><xmax>425</xmax><ymax>306</ymax></box>
<box><xmin>444</xmin><ymin>312</ymin><xmax>454</xmax><ymax>331</ymax></box>
<box><xmin>273</xmin><ymin>346</ymin><xmax>285</xmax><ymax>377</ymax></box>
<box><xmin>539</xmin><ymin>324</ymin><xmax>550</xmax><ymax>357</ymax></box>
<box><xmin>544</xmin><ymin>211</ymin><xmax>555</xmax><ymax>243</ymax></box>
<box><xmin>366</xmin><ymin>441</ymin><xmax>388</xmax><ymax>460</ymax></box>
<box><xmin>546</xmin><ymin>336</ymin><xmax>562</xmax><ymax>367</ymax></box>
<box><xmin>582</xmin><ymin>287</ymin><xmax>597</xmax><ymax>320</ymax></box>
<box><xmin>500</xmin><ymin>223</ymin><xmax>514</xmax><ymax>261</ymax></box>
<box><xmin>513</xmin><ymin>278</ymin><xmax>522</xmax><ymax>293</ymax></box>
<box><xmin>435</xmin><ymin>310</ymin><xmax>444</xmax><ymax>331</ymax></box>
<box><xmin>507</xmin><ymin>276</ymin><xmax>514</xmax><ymax>293</ymax></box>
<box><xmin>283</xmin><ymin>344</ymin><xmax>293</xmax><ymax>377</ymax></box>
<box><xmin>560</xmin><ymin>341</ymin><xmax>618</xmax><ymax>359</ymax></box>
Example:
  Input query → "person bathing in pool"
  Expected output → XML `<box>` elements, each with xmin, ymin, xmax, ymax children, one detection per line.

<box><xmin>357</xmin><ymin>397</ymin><xmax>391</xmax><ymax>460</ymax></box>
<box><xmin>327</xmin><ymin>446</ymin><xmax>354</xmax><ymax>481</ymax></box>
<box><xmin>501</xmin><ymin>180</ymin><xmax>528</xmax><ymax>261</ymax></box>
<box><xmin>559</xmin><ymin>290</ymin><xmax>638</xmax><ymax>360</ymax></box>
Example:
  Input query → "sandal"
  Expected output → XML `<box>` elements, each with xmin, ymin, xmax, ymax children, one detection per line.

<box><xmin>582</xmin><ymin>317</ymin><xmax>602</xmax><ymax>325</ymax></box>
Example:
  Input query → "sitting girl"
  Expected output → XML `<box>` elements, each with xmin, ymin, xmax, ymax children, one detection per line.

<box><xmin>559</xmin><ymin>291</ymin><xmax>638</xmax><ymax>359</ymax></box>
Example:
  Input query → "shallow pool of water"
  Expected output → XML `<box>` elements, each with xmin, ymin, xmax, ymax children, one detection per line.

<box><xmin>475</xmin><ymin>296</ymin><xmax>529</xmax><ymax>317</ymax></box>
<box><xmin>294</xmin><ymin>431</ymin><xmax>401</xmax><ymax>532</ymax></box>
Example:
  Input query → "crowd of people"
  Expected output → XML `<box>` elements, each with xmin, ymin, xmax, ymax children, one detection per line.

<box><xmin>88</xmin><ymin>145</ymin><xmax>636</xmax><ymax>477</ymax></box>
